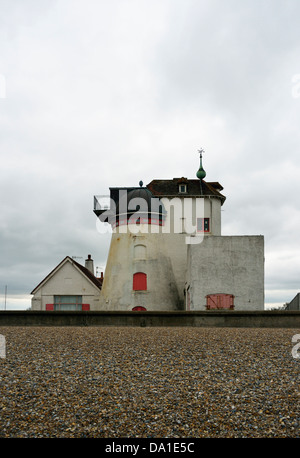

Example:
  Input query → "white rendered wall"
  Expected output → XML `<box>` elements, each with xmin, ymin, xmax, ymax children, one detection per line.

<box><xmin>186</xmin><ymin>236</ymin><xmax>264</xmax><ymax>310</ymax></box>
<box><xmin>100</xmin><ymin>225</ymin><xmax>182</xmax><ymax>311</ymax></box>
<box><xmin>159</xmin><ymin>196</ymin><xmax>221</xmax><ymax>236</ymax></box>
<box><xmin>158</xmin><ymin>196</ymin><xmax>222</xmax><ymax>306</ymax></box>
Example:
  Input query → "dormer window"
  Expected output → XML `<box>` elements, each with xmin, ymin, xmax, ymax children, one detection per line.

<box><xmin>179</xmin><ymin>184</ymin><xmax>187</xmax><ymax>193</ymax></box>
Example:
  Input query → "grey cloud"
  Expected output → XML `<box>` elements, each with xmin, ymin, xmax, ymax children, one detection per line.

<box><xmin>0</xmin><ymin>0</ymin><xmax>300</xmax><ymax>309</ymax></box>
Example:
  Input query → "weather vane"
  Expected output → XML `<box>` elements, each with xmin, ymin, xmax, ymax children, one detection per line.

<box><xmin>196</xmin><ymin>147</ymin><xmax>206</xmax><ymax>180</ymax></box>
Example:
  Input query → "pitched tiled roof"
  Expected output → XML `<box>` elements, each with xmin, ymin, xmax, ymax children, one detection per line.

<box><xmin>146</xmin><ymin>178</ymin><xmax>226</xmax><ymax>204</ymax></box>
<box><xmin>31</xmin><ymin>256</ymin><xmax>103</xmax><ymax>294</ymax></box>
<box><xmin>71</xmin><ymin>258</ymin><xmax>103</xmax><ymax>289</ymax></box>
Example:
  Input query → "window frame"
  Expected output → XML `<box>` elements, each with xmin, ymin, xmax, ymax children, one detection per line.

<box><xmin>197</xmin><ymin>217</ymin><xmax>210</xmax><ymax>233</ymax></box>
<box><xmin>54</xmin><ymin>295</ymin><xmax>83</xmax><ymax>311</ymax></box>
<box><xmin>178</xmin><ymin>184</ymin><xmax>187</xmax><ymax>193</ymax></box>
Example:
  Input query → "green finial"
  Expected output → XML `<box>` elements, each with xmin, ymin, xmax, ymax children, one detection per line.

<box><xmin>196</xmin><ymin>148</ymin><xmax>206</xmax><ymax>180</ymax></box>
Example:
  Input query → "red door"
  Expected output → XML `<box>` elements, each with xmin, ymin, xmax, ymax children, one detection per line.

<box><xmin>206</xmin><ymin>294</ymin><xmax>234</xmax><ymax>310</ymax></box>
<box><xmin>133</xmin><ymin>272</ymin><xmax>147</xmax><ymax>291</ymax></box>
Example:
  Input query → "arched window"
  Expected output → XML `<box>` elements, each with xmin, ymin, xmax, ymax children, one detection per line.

<box><xmin>134</xmin><ymin>244</ymin><xmax>146</xmax><ymax>260</ymax></box>
<box><xmin>133</xmin><ymin>272</ymin><xmax>147</xmax><ymax>291</ymax></box>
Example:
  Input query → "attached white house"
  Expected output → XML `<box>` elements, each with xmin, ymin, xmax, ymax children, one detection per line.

<box><xmin>31</xmin><ymin>255</ymin><xmax>103</xmax><ymax>311</ymax></box>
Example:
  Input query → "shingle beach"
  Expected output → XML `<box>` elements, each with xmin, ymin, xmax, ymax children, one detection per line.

<box><xmin>0</xmin><ymin>326</ymin><xmax>299</xmax><ymax>438</ymax></box>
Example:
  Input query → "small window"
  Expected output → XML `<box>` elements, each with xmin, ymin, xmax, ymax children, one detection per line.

<box><xmin>197</xmin><ymin>218</ymin><xmax>210</xmax><ymax>232</ymax></box>
<box><xmin>179</xmin><ymin>184</ymin><xmax>187</xmax><ymax>193</ymax></box>
<box><xmin>54</xmin><ymin>295</ymin><xmax>82</xmax><ymax>310</ymax></box>
<box><xmin>133</xmin><ymin>272</ymin><xmax>147</xmax><ymax>291</ymax></box>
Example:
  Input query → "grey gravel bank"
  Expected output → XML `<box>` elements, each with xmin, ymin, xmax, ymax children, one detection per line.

<box><xmin>0</xmin><ymin>326</ymin><xmax>299</xmax><ymax>438</ymax></box>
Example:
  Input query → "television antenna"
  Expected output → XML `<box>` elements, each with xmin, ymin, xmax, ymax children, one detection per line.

<box><xmin>96</xmin><ymin>266</ymin><xmax>105</xmax><ymax>276</ymax></box>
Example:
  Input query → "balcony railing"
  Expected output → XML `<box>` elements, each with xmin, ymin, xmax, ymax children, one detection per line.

<box><xmin>93</xmin><ymin>195</ymin><xmax>111</xmax><ymax>216</ymax></box>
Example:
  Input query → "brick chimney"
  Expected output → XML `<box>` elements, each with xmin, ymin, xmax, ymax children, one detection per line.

<box><xmin>85</xmin><ymin>254</ymin><xmax>94</xmax><ymax>275</ymax></box>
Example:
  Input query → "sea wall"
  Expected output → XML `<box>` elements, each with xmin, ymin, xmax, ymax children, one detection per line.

<box><xmin>0</xmin><ymin>310</ymin><xmax>299</xmax><ymax>328</ymax></box>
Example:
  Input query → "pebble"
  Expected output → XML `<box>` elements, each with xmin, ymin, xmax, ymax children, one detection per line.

<box><xmin>0</xmin><ymin>326</ymin><xmax>299</xmax><ymax>438</ymax></box>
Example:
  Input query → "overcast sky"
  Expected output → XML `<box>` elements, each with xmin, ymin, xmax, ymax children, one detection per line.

<box><xmin>1</xmin><ymin>0</ymin><xmax>300</xmax><ymax>309</ymax></box>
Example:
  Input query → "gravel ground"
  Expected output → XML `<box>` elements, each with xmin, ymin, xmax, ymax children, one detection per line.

<box><xmin>0</xmin><ymin>326</ymin><xmax>299</xmax><ymax>438</ymax></box>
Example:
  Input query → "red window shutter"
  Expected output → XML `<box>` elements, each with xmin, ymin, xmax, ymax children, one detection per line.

<box><xmin>82</xmin><ymin>304</ymin><xmax>90</xmax><ymax>311</ymax></box>
<box><xmin>133</xmin><ymin>272</ymin><xmax>147</xmax><ymax>291</ymax></box>
<box><xmin>46</xmin><ymin>304</ymin><xmax>54</xmax><ymax>311</ymax></box>
<box><xmin>197</xmin><ymin>218</ymin><xmax>210</xmax><ymax>232</ymax></box>
<box><xmin>204</xmin><ymin>218</ymin><xmax>210</xmax><ymax>232</ymax></box>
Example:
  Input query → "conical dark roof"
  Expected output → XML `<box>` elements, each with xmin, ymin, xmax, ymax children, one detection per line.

<box><xmin>116</xmin><ymin>187</ymin><xmax>166</xmax><ymax>217</ymax></box>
